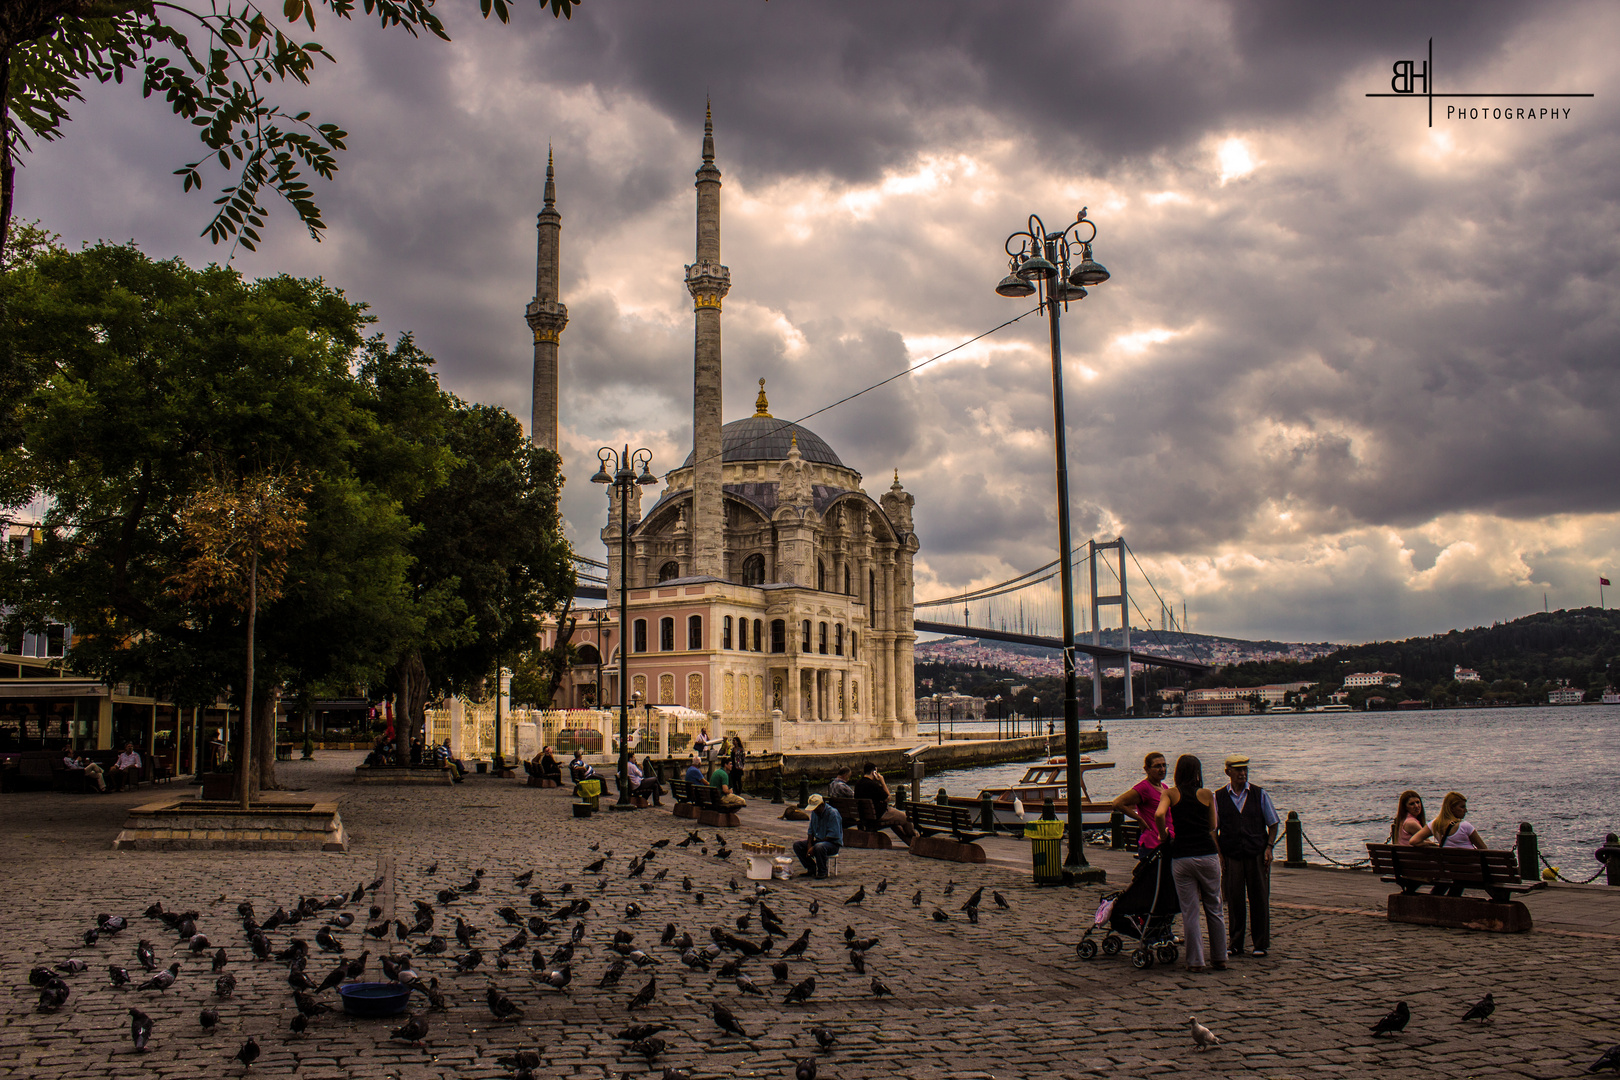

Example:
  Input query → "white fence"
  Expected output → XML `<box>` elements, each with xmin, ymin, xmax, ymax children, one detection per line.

<box><xmin>423</xmin><ymin>700</ymin><xmax>780</xmax><ymax>761</ymax></box>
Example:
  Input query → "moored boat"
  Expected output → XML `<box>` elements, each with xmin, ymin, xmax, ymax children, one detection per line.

<box><xmin>941</xmin><ymin>756</ymin><xmax>1118</xmax><ymax>828</ymax></box>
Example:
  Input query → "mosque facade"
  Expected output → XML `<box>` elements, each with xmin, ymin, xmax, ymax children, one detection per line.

<box><xmin>529</xmin><ymin>110</ymin><xmax>919</xmax><ymax>744</ymax></box>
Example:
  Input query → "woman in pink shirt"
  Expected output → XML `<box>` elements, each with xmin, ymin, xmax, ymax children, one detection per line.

<box><xmin>1110</xmin><ymin>751</ymin><xmax>1175</xmax><ymax>852</ymax></box>
<box><xmin>1390</xmin><ymin>790</ymin><xmax>1428</xmax><ymax>846</ymax></box>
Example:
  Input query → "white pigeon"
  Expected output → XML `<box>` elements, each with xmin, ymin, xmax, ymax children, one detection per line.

<box><xmin>1190</xmin><ymin>1015</ymin><xmax>1221</xmax><ymax>1050</ymax></box>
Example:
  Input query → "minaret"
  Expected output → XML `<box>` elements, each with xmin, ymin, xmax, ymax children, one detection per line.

<box><xmin>685</xmin><ymin>103</ymin><xmax>730</xmax><ymax>578</ymax></box>
<box><xmin>525</xmin><ymin>148</ymin><xmax>568</xmax><ymax>452</ymax></box>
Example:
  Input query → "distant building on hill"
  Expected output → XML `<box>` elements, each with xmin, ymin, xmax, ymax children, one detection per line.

<box><xmin>1344</xmin><ymin>671</ymin><xmax>1402</xmax><ymax>689</ymax></box>
<box><xmin>1453</xmin><ymin>665</ymin><xmax>1481</xmax><ymax>682</ymax></box>
<box><xmin>1548</xmin><ymin>684</ymin><xmax>1585</xmax><ymax>705</ymax></box>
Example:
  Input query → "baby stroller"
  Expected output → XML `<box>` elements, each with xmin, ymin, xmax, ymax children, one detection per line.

<box><xmin>1075</xmin><ymin>847</ymin><xmax>1181</xmax><ymax>968</ymax></box>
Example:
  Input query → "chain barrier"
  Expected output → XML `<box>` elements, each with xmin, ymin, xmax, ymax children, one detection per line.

<box><xmin>1297</xmin><ymin>826</ymin><xmax>1370</xmax><ymax>868</ymax></box>
<box><xmin>1539</xmin><ymin>851</ymin><xmax>1606</xmax><ymax>885</ymax></box>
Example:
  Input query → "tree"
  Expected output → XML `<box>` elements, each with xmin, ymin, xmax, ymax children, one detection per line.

<box><xmin>172</xmin><ymin>470</ymin><xmax>306</xmax><ymax>807</ymax></box>
<box><xmin>0</xmin><ymin>0</ymin><xmax>579</xmax><ymax>260</ymax></box>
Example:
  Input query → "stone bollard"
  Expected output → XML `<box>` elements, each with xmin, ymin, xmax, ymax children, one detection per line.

<box><xmin>771</xmin><ymin>775</ymin><xmax>785</xmax><ymax>805</ymax></box>
<box><xmin>1516</xmin><ymin>822</ymin><xmax>1539</xmax><ymax>882</ymax></box>
<box><xmin>1596</xmin><ymin>832</ymin><xmax>1620</xmax><ymax>886</ymax></box>
<box><xmin>980</xmin><ymin>793</ymin><xmax>998</xmax><ymax>836</ymax></box>
<box><xmin>797</xmin><ymin>778</ymin><xmax>810</xmax><ymax>809</ymax></box>
<box><xmin>936</xmin><ymin>787</ymin><xmax>950</xmax><ymax>806</ymax></box>
<box><xmin>1110</xmin><ymin>808</ymin><xmax>1126</xmax><ymax>850</ymax></box>
<box><xmin>1283</xmin><ymin>811</ymin><xmax>1306</xmax><ymax>868</ymax></box>
<box><xmin>1040</xmin><ymin>795</ymin><xmax>1057</xmax><ymax>821</ymax></box>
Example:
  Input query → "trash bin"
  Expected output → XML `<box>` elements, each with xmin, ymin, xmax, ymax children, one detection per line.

<box><xmin>574</xmin><ymin>778</ymin><xmax>602</xmax><ymax>812</ymax></box>
<box><xmin>1026</xmin><ymin>820</ymin><xmax>1065</xmax><ymax>886</ymax></box>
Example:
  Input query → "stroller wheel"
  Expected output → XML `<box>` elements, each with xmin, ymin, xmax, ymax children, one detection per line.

<box><xmin>1077</xmin><ymin>938</ymin><xmax>1098</xmax><ymax>960</ymax></box>
<box><xmin>1156</xmin><ymin>944</ymin><xmax>1178</xmax><ymax>965</ymax></box>
<box><xmin>1130</xmin><ymin>948</ymin><xmax>1153</xmax><ymax>970</ymax></box>
<box><xmin>1102</xmin><ymin>935</ymin><xmax>1123</xmax><ymax>956</ymax></box>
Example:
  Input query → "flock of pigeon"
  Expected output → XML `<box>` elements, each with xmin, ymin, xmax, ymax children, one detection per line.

<box><xmin>22</xmin><ymin>822</ymin><xmax>1620</xmax><ymax>1076</ymax></box>
<box><xmin>21</xmin><ymin>826</ymin><xmax>1017</xmax><ymax>1077</ymax></box>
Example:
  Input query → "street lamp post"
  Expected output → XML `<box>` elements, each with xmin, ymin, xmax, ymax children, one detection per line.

<box><xmin>592</xmin><ymin>445</ymin><xmax>657</xmax><ymax>809</ymax></box>
<box><xmin>586</xmin><ymin>609</ymin><xmax>611</xmax><ymax>709</ymax></box>
<box><xmin>995</xmin><ymin>210</ymin><xmax>1110</xmax><ymax>884</ymax></box>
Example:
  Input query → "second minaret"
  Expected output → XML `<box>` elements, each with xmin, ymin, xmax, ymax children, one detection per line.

<box><xmin>685</xmin><ymin>104</ymin><xmax>730</xmax><ymax>579</ymax></box>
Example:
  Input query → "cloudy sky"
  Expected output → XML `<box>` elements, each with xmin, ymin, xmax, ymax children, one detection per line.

<box><xmin>20</xmin><ymin>0</ymin><xmax>1620</xmax><ymax>644</ymax></box>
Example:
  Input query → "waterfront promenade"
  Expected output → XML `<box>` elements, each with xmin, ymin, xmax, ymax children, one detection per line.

<box><xmin>2</xmin><ymin>753</ymin><xmax>1617</xmax><ymax>1079</ymax></box>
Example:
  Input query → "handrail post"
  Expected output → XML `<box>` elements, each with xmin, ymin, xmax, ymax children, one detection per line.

<box><xmin>1283</xmin><ymin>811</ymin><xmax>1306</xmax><ymax>868</ymax></box>
<box><xmin>1516</xmin><ymin>822</ymin><xmax>1539</xmax><ymax>882</ymax></box>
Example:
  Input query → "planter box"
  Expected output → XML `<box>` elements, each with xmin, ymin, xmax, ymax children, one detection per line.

<box><xmin>199</xmin><ymin>773</ymin><xmax>237</xmax><ymax>800</ymax></box>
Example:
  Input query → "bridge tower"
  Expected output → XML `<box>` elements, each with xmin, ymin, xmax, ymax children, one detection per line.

<box><xmin>1088</xmin><ymin>539</ymin><xmax>1132</xmax><ymax>714</ymax></box>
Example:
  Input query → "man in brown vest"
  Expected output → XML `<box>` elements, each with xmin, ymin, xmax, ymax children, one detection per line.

<box><xmin>1216</xmin><ymin>755</ymin><xmax>1279</xmax><ymax>957</ymax></box>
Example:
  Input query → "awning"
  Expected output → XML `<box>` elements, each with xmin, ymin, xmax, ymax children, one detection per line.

<box><xmin>0</xmin><ymin>681</ymin><xmax>106</xmax><ymax>699</ymax></box>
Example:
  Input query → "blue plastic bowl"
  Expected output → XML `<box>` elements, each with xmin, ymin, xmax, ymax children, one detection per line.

<box><xmin>337</xmin><ymin>982</ymin><xmax>411</xmax><ymax>1017</ymax></box>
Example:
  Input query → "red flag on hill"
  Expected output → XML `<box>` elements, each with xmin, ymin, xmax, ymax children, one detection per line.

<box><xmin>1604</xmin><ymin>576</ymin><xmax>1613</xmax><ymax>587</ymax></box>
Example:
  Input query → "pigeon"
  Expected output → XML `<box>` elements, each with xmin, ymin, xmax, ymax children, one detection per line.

<box><xmin>83</xmin><ymin>928</ymin><xmax>100</xmax><ymax>947</ymax></box>
<box><xmin>993</xmin><ymin>891</ymin><xmax>1010</xmax><ymax>909</ymax></box>
<box><xmin>683</xmin><ymin>876</ymin><xmax>694</xmax><ymax>893</ymax></box>
<box><xmin>137</xmin><ymin>940</ymin><xmax>157</xmax><ymax>971</ymax></box>
<box><xmin>293</xmin><ymin>991</ymin><xmax>333</xmax><ymax>1016</ymax></box>
<box><xmin>911</xmin><ymin>891</ymin><xmax>923</xmax><ymax>908</ymax></box>
<box><xmin>140</xmin><ymin>963</ymin><xmax>181</xmax><ymax>992</ymax></box>
<box><xmin>618</xmin><ymin>1022</ymin><xmax>672</xmax><ymax>1041</ymax></box>
<box><xmin>961</xmin><ymin>887</ymin><xmax>984</xmax><ymax>910</ymax></box>
<box><xmin>782</xmin><ymin>930</ymin><xmax>811</xmax><ymax>958</ymax></box>
<box><xmin>130</xmin><ymin>1008</ymin><xmax>154</xmax><ymax>1052</ymax></box>
<box><xmin>455</xmin><ymin>919</ymin><xmax>478</xmax><ymax>948</ymax></box>
<box><xmin>315</xmin><ymin>927</ymin><xmax>344</xmax><ymax>953</ymax></box>
<box><xmin>496</xmin><ymin>1049</ymin><xmax>541</xmax><ymax>1071</ymax></box>
<box><xmin>847</xmin><ymin>936</ymin><xmax>880</xmax><ymax>953</ymax></box>
<box><xmin>931</xmin><ymin>909</ymin><xmax>949</xmax><ymax>923</ymax></box>
<box><xmin>486</xmin><ymin>986</ymin><xmax>523</xmax><ymax>1019</ymax></box>
<box><xmin>549</xmin><ymin>942</ymin><xmax>575</xmax><ymax>965</ymax></box>
<box><xmin>770</xmin><ymin>960</ymin><xmax>790</xmax><ymax>983</ymax></box>
<box><xmin>1371</xmin><ymin>1001</ymin><xmax>1410</xmax><ymax>1036</ymax></box>
<box><xmin>235</xmin><ymin>1035</ymin><xmax>261</xmax><ymax>1066</ymax></box>
<box><xmin>37</xmin><ymin>979</ymin><xmax>69</xmax><ymax>1010</ymax></box>
<box><xmin>1591</xmin><ymin>1046</ymin><xmax>1620</xmax><ymax>1072</ymax></box>
<box><xmin>514</xmin><ymin>870</ymin><xmax>534</xmax><ymax>886</ymax></box>
<box><xmin>536</xmin><ymin>964</ymin><xmax>572</xmax><ymax>991</ymax></box>
<box><xmin>275</xmin><ymin>939</ymin><xmax>309</xmax><ymax>963</ymax></box>
<box><xmin>215</xmin><ymin>972</ymin><xmax>237</xmax><ymax>998</ymax></box>
<box><xmin>784</xmin><ymin>976</ymin><xmax>816</xmax><ymax>1004</ymax></box>
<box><xmin>848</xmin><ymin>950</ymin><xmax>866</xmax><ymax>974</ymax></box>
<box><xmin>870</xmin><ymin>976</ymin><xmax>891</xmax><ymax>997</ymax></box>
<box><xmin>598</xmin><ymin>959</ymin><xmax>628</xmax><ymax>988</ymax></box>
<box><xmin>329</xmin><ymin>912</ymin><xmax>354</xmax><ymax>929</ymax></box>
<box><xmin>200</xmin><ymin>1006</ymin><xmax>219</xmax><ymax>1031</ymax></box>
<box><xmin>101</xmin><ymin>914</ymin><xmax>129</xmax><ymax>934</ymax></box>
<box><xmin>943</xmin><ymin>881</ymin><xmax>956</xmax><ymax>897</ymax></box>
<box><xmin>663</xmin><ymin>1070</ymin><xmax>693</xmax><ymax>1080</ymax></box>
<box><xmin>498</xmin><ymin>930</ymin><xmax>529</xmax><ymax>955</ymax></box>
<box><xmin>414</xmin><ymin>936</ymin><xmax>448</xmax><ymax>956</ymax></box>
<box><xmin>712</xmin><ymin>1001</ymin><xmax>749</xmax><ymax>1038</ymax></box>
<box><xmin>586</xmin><ymin>858</ymin><xmax>607</xmax><ymax>874</ymax></box>
<box><xmin>1190</xmin><ymin>1015</ymin><xmax>1221</xmax><ymax>1050</ymax></box>
<box><xmin>844</xmin><ymin>886</ymin><xmax>866</xmax><ymax>906</ymax></box>
<box><xmin>315</xmin><ymin>961</ymin><xmax>349</xmax><ymax>993</ymax></box>
<box><xmin>625</xmin><ymin>903</ymin><xmax>643</xmax><ymax>919</ymax></box>
<box><xmin>212</xmin><ymin>948</ymin><xmax>229</xmax><ymax>973</ymax></box>
<box><xmin>109</xmin><ymin>964</ymin><xmax>131</xmax><ymax>988</ymax></box>
<box><xmin>389</xmin><ymin>1013</ymin><xmax>430</xmax><ymax>1046</ymax></box>
<box><xmin>344</xmin><ymin>951</ymin><xmax>369</xmax><ymax>980</ymax></box>
<box><xmin>1461</xmin><ymin>993</ymin><xmax>1495</xmax><ymax>1023</ymax></box>
<box><xmin>527</xmin><ymin>917</ymin><xmax>552</xmax><ymax>937</ymax></box>
<box><xmin>290</xmin><ymin>1012</ymin><xmax>309</xmax><ymax>1035</ymax></box>
<box><xmin>496</xmin><ymin>906</ymin><xmax>523</xmax><ymax>926</ymax></box>
<box><xmin>875</xmin><ymin>878</ymin><xmax>889</xmax><ymax>895</ymax></box>
<box><xmin>796</xmin><ymin>1057</ymin><xmax>817</xmax><ymax>1080</ymax></box>
<box><xmin>736</xmin><ymin>973</ymin><xmax>766</xmax><ymax>997</ymax></box>
<box><xmin>453</xmin><ymin>949</ymin><xmax>484</xmax><ymax>973</ymax></box>
<box><xmin>56</xmin><ymin>958</ymin><xmax>89</xmax><ymax>974</ymax></box>
<box><xmin>424</xmin><ymin>861</ymin><xmax>438</xmax><ymax>874</ymax></box>
<box><xmin>628</xmin><ymin>975</ymin><xmax>657</xmax><ymax>1009</ymax></box>
<box><xmin>808</xmin><ymin>900</ymin><xmax>820</xmax><ymax>917</ymax></box>
<box><xmin>630</xmin><ymin>1036</ymin><xmax>667</xmax><ymax>1059</ymax></box>
<box><xmin>811</xmin><ymin>1025</ymin><xmax>836</xmax><ymax>1050</ymax></box>
<box><xmin>249</xmin><ymin>934</ymin><xmax>271</xmax><ymax>960</ymax></box>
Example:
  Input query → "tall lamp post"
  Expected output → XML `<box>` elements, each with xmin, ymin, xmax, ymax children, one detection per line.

<box><xmin>592</xmin><ymin>444</ymin><xmax>657</xmax><ymax>809</ymax></box>
<box><xmin>995</xmin><ymin>209</ymin><xmax>1110</xmax><ymax>884</ymax></box>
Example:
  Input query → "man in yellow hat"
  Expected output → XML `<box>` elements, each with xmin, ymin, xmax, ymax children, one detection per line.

<box><xmin>793</xmin><ymin>793</ymin><xmax>844</xmax><ymax>879</ymax></box>
<box><xmin>1216</xmin><ymin>755</ymin><xmax>1278</xmax><ymax>957</ymax></box>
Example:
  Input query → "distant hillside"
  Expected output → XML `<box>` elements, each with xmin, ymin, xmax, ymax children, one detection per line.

<box><xmin>915</xmin><ymin>629</ymin><xmax>1337</xmax><ymax>676</ymax></box>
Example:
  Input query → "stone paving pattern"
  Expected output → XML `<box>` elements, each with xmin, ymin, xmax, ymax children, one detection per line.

<box><xmin>3</xmin><ymin>753</ymin><xmax>1618</xmax><ymax>1079</ymax></box>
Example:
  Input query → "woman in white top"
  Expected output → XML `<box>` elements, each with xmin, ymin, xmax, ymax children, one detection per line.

<box><xmin>1409</xmin><ymin>791</ymin><xmax>1486</xmax><ymax>896</ymax></box>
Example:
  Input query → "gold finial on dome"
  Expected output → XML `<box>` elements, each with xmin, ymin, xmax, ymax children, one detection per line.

<box><xmin>894</xmin><ymin>468</ymin><xmax>900</xmax><ymax>484</ymax></box>
<box><xmin>790</xmin><ymin>431</ymin><xmax>798</xmax><ymax>448</ymax></box>
<box><xmin>754</xmin><ymin>377</ymin><xmax>771</xmax><ymax>417</ymax></box>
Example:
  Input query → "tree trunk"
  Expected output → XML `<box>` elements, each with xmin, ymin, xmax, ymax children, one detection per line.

<box><xmin>239</xmin><ymin>550</ymin><xmax>257</xmax><ymax>809</ymax></box>
<box><xmin>1</xmin><ymin>47</ymin><xmax>14</xmax><ymax>263</ymax></box>
<box><xmin>255</xmin><ymin>686</ymin><xmax>277</xmax><ymax>791</ymax></box>
<box><xmin>394</xmin><ymin>649</ymin><xmax>427</xmax><ymax>761</ymax></box>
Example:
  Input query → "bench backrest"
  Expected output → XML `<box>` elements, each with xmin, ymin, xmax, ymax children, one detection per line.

<box><xmin>669</xmin><ymin>779</ymin><xmax>692</xmax><ymax>802</ymax></box>
<box><xmin>907</xmin><ymin>802</ymin><xmax>971</xmax><ymax>830</ymax></box>
<box><xmin>827</xmin><ymin>796</ymin><xmax>878</xmax><ymax>830</ymax></box>
<box><xmin>1365</xmin><ymin>843</ymin><xmax>1521</xmax><ymax>884</ymax></box>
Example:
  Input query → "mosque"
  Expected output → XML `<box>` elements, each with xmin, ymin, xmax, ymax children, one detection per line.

<box><xmin>528</xmin><ymin>109</ymin><xmax>920</xmax><ymax>744</ymax></box>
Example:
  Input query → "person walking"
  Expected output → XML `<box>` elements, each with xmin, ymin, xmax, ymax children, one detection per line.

<box><xmin>1156</xmin><ymin>754</ymin><xmax>1227</xmax><ymax>973</ymax></box>
<box><xmin>792</xmin><ymin>793</ymin><xmax>844</xmax><ymax>879</ymax></box>
<box><xmin>1110</xmin><ymin>751</ymin><xmax>1174</xmax><ymax>855</ymax></box>
<box><xmin>1216</xmin><ymin>754</ymin><xmax>1278</xmax><ymax>958</ymax></box>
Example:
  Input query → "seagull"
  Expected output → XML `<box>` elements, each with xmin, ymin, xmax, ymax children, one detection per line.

<box><xmin>1190</xmin><ymin>1015</ymin><xmax>1221</xmax><ymax>1050</ymax></box>
<box><xmin>1461</xmin><ymin>993</ymin><xmax>1495</xmax><ymax>1023</ymax></box>
<box><xmin>1371</xmin><ymin>1001</ymin><xmax>1410</xmax><ymax>1036</ymax></box>
<box><xmin>129</xmin><ymin>1008</ymin><xmax>154</xmax><ymax>1052</ymax></box>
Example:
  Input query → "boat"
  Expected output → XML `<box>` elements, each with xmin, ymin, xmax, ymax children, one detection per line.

<box><xmin>942</xmin><ymin>756</ymin><xmax>1119</xmax><ymax>828</ymax></box>
<box><xmin>1315</xmin><ymin>704</ymin><xmax>1354</xmax><ymax>712</ymax></box>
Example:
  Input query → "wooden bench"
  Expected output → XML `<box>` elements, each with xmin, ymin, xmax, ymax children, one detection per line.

<box><xmin>671</xmin><ymin>779</ymin><xmax>739</xmax><ymax>828</ymax></box>
<box><xmin>826</xmin><ymin>797</ymin><xmax>893</xmax><ymax>850</ymax></box>
<box><xmin>906</xmin><ymin>802</ymin><xmax>989</xmax><ymax>863</ymax></box>
<box><xmin>1365</xmin><ymin>843</ymin><xmax>1544</xmax><ymax>933</ymax></box>
<box><xmin>669</xmin><ymin>778</ymin><xmax>700</xmax><ymax>820</ymax></box>
<box><xmin>522</xmin><ymin>760</ymin><xmax>562</xmax><ymax>788</ymax></box>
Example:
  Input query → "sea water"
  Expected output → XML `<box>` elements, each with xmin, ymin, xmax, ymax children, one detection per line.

<box><xmin>926</xmin><ymin>705</ymin><xmax>1620</xmax><ymax>877</ymax></box>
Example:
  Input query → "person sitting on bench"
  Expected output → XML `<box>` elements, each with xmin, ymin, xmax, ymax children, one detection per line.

<box><xmin>109</xmin><ymin>743</ymin><xmax>142</xmax><ymax>791</ymax></box>
<box><xmin>66</xmin><ymin>753</ymin><xmax>107</xmax><ymax>793</ymax></box>
<box><xmin>1408</xmin><ymin>791</ymin><xmax>1487</xmax><ymax>896</ymax></box>
<box><xmin>855</xmin><ymin>761</ymin><xmax>915</xmax><ymax>842</ymax></box>
<box><xmin>708</xmin><ymin>762</ymin><xmax>746</xmax><ymax>809</ymax></box>
<box><xmin>625</xmin><ymin>758</ymin><xmax>663</xmax><ymax>805</ymax></box>
<box><xmin>828</xmin><ymin>766</ymin><xmax>856</xmax><ymax>800</ymax></box>
<box><xmin>793</xmin><ymin>794</ymin><xmax>843</xmax><ymax>879</ymax></box>
<box><xmin>537</xmin><ymin>746</ymin><xmax>562</xmax><ymax>782</ymax></box>
<box><xmin>684</xmin><ymin>754</ymin><xmax>706</xmax><ymax>786</ymax></box>
<box><xmin>569</xmin><ymin>749</ymin><xmax>595</xmax><ymax>784</ymax></box>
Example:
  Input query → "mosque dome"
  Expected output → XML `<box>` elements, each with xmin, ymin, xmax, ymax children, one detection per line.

<box><xmin>679</xmin><ymin>380</ymin><xmax>845</xmax><ymax>468</ymax></box>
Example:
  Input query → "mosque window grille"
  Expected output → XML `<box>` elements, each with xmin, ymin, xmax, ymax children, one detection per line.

<box><xmin>722</xmin><ymin>616</ymin><xmax>733</xmax><ymax>650</ymax></box>
<box><xmin>659</xmin><ymin>617</ymin><xmax>675</xmax><ymax>651</ymax></box>
<box><xmin>633</xmin><ymin>619</ymin><xmax>647</xmax><ymax>653</ymax></box>
<box><xmin>741</xmin><ymin>553</ymin><xmax>765</xmax><ymax>587</ymax></box>
<box><xmin>801</xmin><ymin>620</ymin><xmax>811</xmax><ymax>653</ymax></box>
<box><xmin>658</xmin><ymin>560</ymin><xmax>680</xmax><ymax>583</ymax></box>
<box><xmin>819</xmin><ymin>622</ymin><xmax>828</xmax><ymax>655</ymax></box>
<box><xmin>753</xmin><ymin>620</ymin><xmax>764</xmax><ymax>653</ymax></box>
<box><xmin>687</xmin><ymin>615</ymin><xmax>703</xmax><ymax>650</ymax></box>
<box><xmin>834</xmin><ymin>624</ymin><xmax>844</xmax><ymax>657</ymax></box>
<box><xmin>769</xmin><ymin>619</ymin><xmax>786</xmax><ymax>654</ymax></box>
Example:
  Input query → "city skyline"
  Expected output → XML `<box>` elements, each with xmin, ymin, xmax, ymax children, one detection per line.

<box><xmin>18</xmin><ymin>1</ymin><xmax>1619</xmax><ymax>644</ymax></box>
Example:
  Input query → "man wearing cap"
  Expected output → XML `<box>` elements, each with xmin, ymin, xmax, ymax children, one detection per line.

<box><xmin>1216</xmin><ymin>755</ymin><xmax>1279</xmax><ymax>958</ymax></box>
<box><xmin>793</xmin><ymin>793</ymin><xmax>844</xmax><ymax>879</ymax></box>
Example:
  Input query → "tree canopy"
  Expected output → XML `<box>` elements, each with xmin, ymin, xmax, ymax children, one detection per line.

<box><xmin>0</xmin><ymin>239</ymin><xmax>572</xmax><ymax>787</ymax></box>
<box><xmin>0</xmin><ymin>0</ymin><xmax>578</xmax><ymax>260</ymax></box>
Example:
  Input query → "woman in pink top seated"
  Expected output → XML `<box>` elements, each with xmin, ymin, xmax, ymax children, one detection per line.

<box><xmin>1111</xmin><ymin>751</ymin><xmax>1175</xmax><ymax>852</ymax></box>
<box><xmin>1390</xmin><ymin>790</ymin><xmax>1428</xmax><ymax>846</ymax></box>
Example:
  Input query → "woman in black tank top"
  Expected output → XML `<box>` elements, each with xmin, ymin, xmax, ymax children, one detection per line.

<box><xmin>1155</xmin><ymin>755</ymin><xmax>1228</xmax><ymax>971</ymax></box>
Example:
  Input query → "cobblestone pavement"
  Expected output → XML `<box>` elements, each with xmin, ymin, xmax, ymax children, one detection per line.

<box><xmin>2</xmin><ymin>753</ymin><xmax>1618</xmax><ymax>1079</ymax></box>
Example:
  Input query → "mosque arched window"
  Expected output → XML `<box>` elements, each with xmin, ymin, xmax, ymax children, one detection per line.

<box><xmin>722</xmin><ymin>616</ymin><xmax>733</xmax><ymax>649</ymax></box>
<box><xmin>741</xmin><ymin>553</ymin><xmax>765</xmax><ymax>587</ymax></box>
<box><xmin>770</xmin><ymin>620</ymin><xmax>786</xmax><ymax>653</ymax></box>
<box><xmin>802</xmin><ymin>620</ymin><xmax>812</xmax><ymax>652</ymax></box>
<box><xmin>688</xmin><ymin>615</ymin><xmax>703</xmax><ymax>650</ymax></box>
<box><xmin>834</xmin><ymin>624</ymin><xmax>844</xmax><ymax>656</ymax></box>
<box><xmin>818</xmin><ymin>622</ymin><xmax>828</xmax><ymax>655</ymax></box>
<box><xmin>753</xmin><ymin>620</ymin><xmax>764</xmax><ymax>652</ymax></box>
<box><xmin>633</xmin><ymin>619</ymin><xmax>647</xmax><ymax>653</ymax></box>
<box><xmin>659</xmin><ymin>617</ymin><xmax>674</xmax><ymax>651</ymax></box>
<box><xmin>658</xmin><ymin>560</ymin><xmax>680</xmax><ymax>583</ymax></box>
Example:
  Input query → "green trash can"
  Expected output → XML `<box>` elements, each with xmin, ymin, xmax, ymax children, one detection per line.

<box><xmin>1026</xmin><ymin>820</ymin><xmax>1065</xmax><ymax>885</ymax></box>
